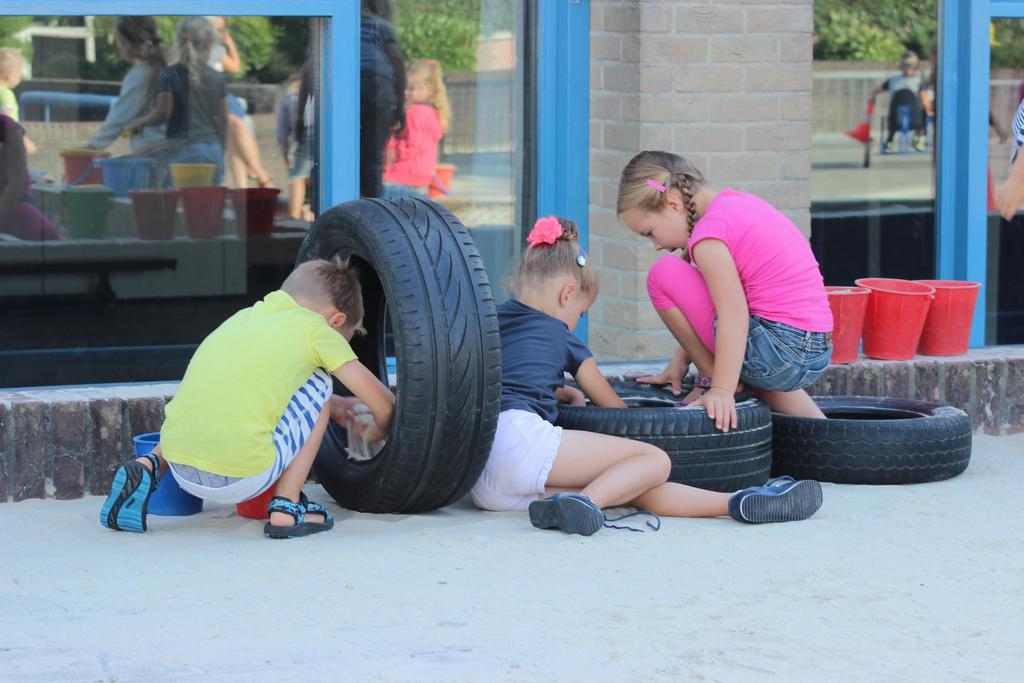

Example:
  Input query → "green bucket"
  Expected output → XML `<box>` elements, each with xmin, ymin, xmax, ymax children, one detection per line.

<box><xmin>63</xmin><ymin>185</ymin><xmax>113</xmax><ymax>239</ymax></box>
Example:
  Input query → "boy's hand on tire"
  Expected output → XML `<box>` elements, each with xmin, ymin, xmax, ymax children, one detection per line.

<box><xmin>690</xmin><ymin>387</ymin><xmax>738</xmax><ymax>433</ymax></box>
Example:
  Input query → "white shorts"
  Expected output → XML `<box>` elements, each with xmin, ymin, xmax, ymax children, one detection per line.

<box><xmin>168</xmin><ymin>369</ymin><xmax>333</xmax><ymax>505</ymax></box>
<box><xmin>470</xmin><ymin>409</ymin><xmax>562</xmax><ymax>512</ymax></box>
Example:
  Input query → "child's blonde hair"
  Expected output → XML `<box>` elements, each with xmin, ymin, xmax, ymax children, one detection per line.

<box><xmin>0</xmin><ymin>47</ymin><xmax>25</xmax><ymax>80</ymax></box>
<box><xmin>407</xmin><ymin>59</ymin><xmax>451</xmax><ymax>133</ymax></box>
<box><xmin>508</xmin><ymin>217</ymin><xmax>597</xmax><ymax>298</ymax></box>
<box><xmin>175</xmin><ymin>17</ymin><xmax>217</xmax><ymax>88</ymax></box>
<box><xmin>283</xmin><ymin>257</ymin><xmax>366</xmax><ymax>335</ymax></box>
<box><xmin>617</xmin><ymin>150</ymin><xmax>708</xmax><ymax>232</ymax></box>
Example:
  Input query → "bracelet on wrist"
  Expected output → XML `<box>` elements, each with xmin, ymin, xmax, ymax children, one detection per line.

<box><xmin>708</xmin><ymin>386</ymin><xmax>733</xmax><ymax>394</ymax></box>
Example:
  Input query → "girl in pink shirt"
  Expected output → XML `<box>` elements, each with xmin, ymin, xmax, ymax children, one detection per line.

<box><xmin>618</xmin><ymin>151</ymin><xmax>833</xmax><ymax>432</ymax></box>
<box><xmin>382</xmin><ymin>59</ymin><xmax>449</xmax><ymax>198</ymax></box>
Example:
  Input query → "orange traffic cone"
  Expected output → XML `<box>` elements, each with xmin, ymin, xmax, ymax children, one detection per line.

<box><xmin>844</xmin><ymin>101</ymin><xmax>874</xmax><ymax>144</ymax></box>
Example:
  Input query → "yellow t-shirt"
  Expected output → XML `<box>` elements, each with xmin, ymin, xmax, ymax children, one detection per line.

<box><xmin>0</xmin><ymin>86</ymin><xmax>19</xmax><ymax>122</ymax></box>
<box><xmin>161</xmin><ymin>290</ymin><xmax>358</xmax><ymax>477</ymax></box>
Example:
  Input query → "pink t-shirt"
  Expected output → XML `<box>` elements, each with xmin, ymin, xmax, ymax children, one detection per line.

<box><xmin>687</xmin><ymin>188</ymin><xmax>833</xmax><ymax>333</ymax></box>
<box><xmin>383</xmin><ymin>103</ymin><xmax>443</xmax><ymax>187</ymax></box>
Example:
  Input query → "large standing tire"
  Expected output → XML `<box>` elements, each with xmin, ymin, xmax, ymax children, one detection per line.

<box><xmin>296</xmin><ymin>198</ymin><xmax>502</xmax><ymax>513</ymax></box>
<box><xmin>771</xmin><ymin>396</ymin><xmax>972</xmax><ymax>485</ymax></box>
<box><xmin>555</xmin><ymin>381</ymin><xmax>773</xmax><ymax>492</ymax></box>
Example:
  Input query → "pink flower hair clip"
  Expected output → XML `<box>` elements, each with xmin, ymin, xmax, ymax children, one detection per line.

<box><xmin>646</xmin><ymin>178</ymin><xmax>666</xmax><ymax>193</ymax></box>
<box><xmin>527</xmin><ymin>216</ymin><xmax>563</xmax><ymax>248</ymax></box>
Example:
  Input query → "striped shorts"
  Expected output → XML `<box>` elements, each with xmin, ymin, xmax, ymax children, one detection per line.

<box><xmin>169</xmin><ymin>369</ymin><xmax>334</xmax><ymax>505</ymax></box>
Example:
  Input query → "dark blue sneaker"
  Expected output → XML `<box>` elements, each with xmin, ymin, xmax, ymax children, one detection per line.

<box><xmin>99</xmin><ymin>455</ymin><xmax>159</xmax><ymax>532</ymax></box>
<box><xmin>528</xmin><ymin>493</ymin><xmax>605</xmax><ymax>536</ymax></box>
<box><xmin>763</xmin><ymin>475</ymin><xmax>795</xmax><ymax>489</ymax></box>
<box><xmin>728</xmin><ymin>479</ymin><xmax>823</xmax><ymax>524</ymax></box>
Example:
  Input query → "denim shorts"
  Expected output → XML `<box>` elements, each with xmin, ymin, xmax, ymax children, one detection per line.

<box><xmin>738</xmin><ymin>316</ymin><xmax>832</xmax><ymax>392</ymax></box>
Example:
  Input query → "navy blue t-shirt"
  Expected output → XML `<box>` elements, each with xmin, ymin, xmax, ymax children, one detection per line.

<box><xmin>497</xmin><ymin>299</ymin><xmax>593</xmax><ymax>423</ymax></box>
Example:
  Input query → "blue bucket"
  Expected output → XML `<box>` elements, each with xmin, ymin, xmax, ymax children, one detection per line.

<box><xmin>99</xmin><ymin>157</ymin><xmax>152</xmax><ymax>197</ymax></box>
<box><xmin>132</xmin><ymin>432</ymin><xmax>203</xmax><ymax>516</ymax></box>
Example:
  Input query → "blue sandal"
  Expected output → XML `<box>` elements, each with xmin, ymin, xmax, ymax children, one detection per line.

<box><xmin>99</xmin><ymin>453</ymin><xmax>160</xmax><ymax>532</ymax></box>
<box><xmin>263</xmin><ymin>493</ymin><xmax>334</xmax><ymax>539</ymax></box>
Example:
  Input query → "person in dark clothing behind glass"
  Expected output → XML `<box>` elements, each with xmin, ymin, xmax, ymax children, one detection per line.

<box><xmin>360</xmin><ymin>0</ymin><xmax>406</xmax><ymax>198</ymax></box>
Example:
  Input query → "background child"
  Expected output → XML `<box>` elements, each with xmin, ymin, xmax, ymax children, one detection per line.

<box><xmin>0</xmin><ymin>47</ymin><xmax>36</xmax><ymax>154</ymax></box>
<box><xmin>128</xmin><ymin>17</ymin><xmax>228</xmax><ymax>186</ymax></box>
<box><xmin>361</xmin><ymin>0</ymin><xmax>406</xmax><ymax>198</ymax></box>
<box><xmin>276</xmin><ymin>64</ymin><xmax>315</xmax><ymax>221</ymax></box>
<box><xmin>1</xmin><ymin>114</ymin><xmax>59</xmax><ymax>240</ymax></box>
<box><xmin>869</xmin><ymin>50</ymin><xmax>927</xmax><ymax>153</ymax></box>
<box><xmin>83</xmin><ymin>17</ymin><xmax>167</xmax><ymax>157</ymax></box>
<box><xmin>618</xmin><ymin>151</ymin><xmax>833</xmax><ymax>434</ymax></box>
<box><xmin>100</xmin><ymin>258</ymin><xmax>396</xmax><ymax>539</ymax></box>
<box><xmin>471</xmin><ymin>216</ymin><xmax>823</xmax><ymax>536</ymax></box>
<box><xmin>382</xmin><ymin>58</ymin><xmax>449</xmax><ymax>199</ymax></box>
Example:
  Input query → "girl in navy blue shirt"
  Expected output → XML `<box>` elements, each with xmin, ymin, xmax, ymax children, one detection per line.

<box><xmin>472</xmin><ymin>216</ymin><xmax>824</xmax><ymax>535</ymax></box>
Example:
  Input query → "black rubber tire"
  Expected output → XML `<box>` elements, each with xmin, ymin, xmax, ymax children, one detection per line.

<box><xmin>296</xmin><ymin>198</ymin><xmax>502</xmax><ymax>513</ymax></box>
<box><xmin>555</xmin><ymin>380</ymin><xmax>773</xmax><ymax>492</ymax></box>
<box><xmin>771</xmin><ymin>396</ymin><xmax>972</xmax><ymax>485</ymax></box>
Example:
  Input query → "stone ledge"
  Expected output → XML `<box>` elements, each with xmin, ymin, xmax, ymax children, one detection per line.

<box><xmin>2</xmin><ymin>349</ymin><xmax>1023</xmax><ymax>503</ymax></box>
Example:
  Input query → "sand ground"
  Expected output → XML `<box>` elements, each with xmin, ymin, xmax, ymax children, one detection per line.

<box><xmin>2</xmin><ymin>433</ymin><xmax>1022</xmax><ymax>683</ymax></box>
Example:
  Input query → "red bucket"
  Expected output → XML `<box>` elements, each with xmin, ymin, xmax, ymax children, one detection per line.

<box><xmin>855</xmin><ymin>278</ymin><xmax>935</xmax><ymax>361</ymax></box>
<box><xmin>825</xmin><ymin>286</ymin><xmax>870</xmax><ymax>364</ymax></box>
<box><xmin>236</xmin><ymin>485</ymin><xmax>277</xmax><ymax>520</ymax></box>
<box><xmin>181</xmin><ymin>186</ymin><xmax>227</xmax><ymax>238</ymax></box>
<box><xmin>129</xmin><ymin>189</ymin><xmax>180</xmax><ymax>241</ymax></box>
<box><xmin>915</xmin><ymin>280</ymin><xmax>981</xmax><ymax>356</ymax></box>
<box><xmin>60</xmin><ymin>148</ymin><xmax>109</xmax><ymax>186</ymax></box>
<box><xmin>230</xmin><ymin>188</ymin><xmax>280</xmax><ymax>235</ymax></box>
<box><xmin>428</xmin><ymin>163</ymin><xmax>456</xmax><ymax>199</ymax></box>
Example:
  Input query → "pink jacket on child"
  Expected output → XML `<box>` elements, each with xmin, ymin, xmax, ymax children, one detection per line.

<box><xmin>383</xmin><ymin>103</ymin><xmax>444</xmax><ymax>188</ymax></box>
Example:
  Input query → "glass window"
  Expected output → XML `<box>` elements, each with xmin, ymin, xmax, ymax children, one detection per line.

<box><xmin>810</xmin><ymin>4</ymin><xmax>938</xmax><ymax>287</ymax></box>
<box><xmin>360</xmin><ymin>0</ymin><xmax>527</xmax><ymax>300</ymax></box>
<box><xmin>0</xmin><ymin>15</ymin><xmax>321</xmax><ymax>387</ymax></box>
<box><xmin>987</xmin><ymin>19</ymin><xmax>1024</xmax><ymax>344</ymax></box>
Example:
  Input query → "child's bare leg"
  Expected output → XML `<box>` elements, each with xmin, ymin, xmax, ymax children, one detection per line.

<box><xmin>546</xmin><ymin>430</ymin><xmax>670</xmax><ymax>508</ymax></box>
<box><xmin>226</xmin><ymin>136</ymin><xmax>249</xmax><ymax>188</ymax></box>
<box><xmin>228</xmin><ymin>115</ymin><xmax>272</xmax><ymax>186</ymax></box>
<box><xmin>630</xmin><ymin>482</ymin><xmax>730</xmax><ymax>517</ymax></box>
<box><xmin>270</xmin><ymin>402</ymin><xmax>331</xmax><ymax>527</ymax></box>
<box><xmin>760</xmin><ymin>388</ymin><xmax>826</xmax><ymax>419</ymax></box>
<box><xmin>657</xmin><ymin>307</ymin><xmax>715</xmax><ymax>377</ymax></box>
<box><xmin>288</xmin><ymin>178</ymin><xmax>307</xmax><ymax>219</ymax></box>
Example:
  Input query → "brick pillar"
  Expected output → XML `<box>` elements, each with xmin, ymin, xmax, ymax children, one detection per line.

<box><xmin>589</xmin><ymin>1</ymin><xmax>813</xmax><ymax>361</ymax></box>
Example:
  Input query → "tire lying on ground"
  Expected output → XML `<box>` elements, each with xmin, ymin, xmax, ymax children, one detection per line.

<box><xmin>555</xmin><ymin>380</ymin><xmax>772</xmax><ymax>492</ymax></box>
<box><xmin>771</xmin><ymin>396</ymin><xmax>972</xmax><ymax>485</ymax></box>
<box><xmin>295</xmin><ymin>197</ymin><xmax>502</xmax><ymax>513</ymax></box>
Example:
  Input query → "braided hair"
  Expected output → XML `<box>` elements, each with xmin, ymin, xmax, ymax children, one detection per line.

<box><xmin>616</xmin><ymin>151</ymin><xmax>708</xmax><ymax>257</ymax></box>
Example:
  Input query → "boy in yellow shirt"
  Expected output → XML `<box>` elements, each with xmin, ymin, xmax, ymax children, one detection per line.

<box><xmin>100</xmin><ymin>258</ymin><xmax>396</xmax><ymax>539</ymax></box>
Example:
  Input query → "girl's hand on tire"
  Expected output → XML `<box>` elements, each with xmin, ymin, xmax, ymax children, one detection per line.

<box><xmin>690</xmin><ymin>387</ymin><xmax>737</xmax><ymax>433</ymax></box>
<box><xmin>555</xmin><ymin>385</ymin><xmax>586</xmax><ymax>406</ymax></box>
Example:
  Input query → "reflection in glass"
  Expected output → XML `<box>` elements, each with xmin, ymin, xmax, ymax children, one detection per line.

<box><xmin>0</xmin><ymin>16</ymin><xmax>321</xmax><ymax>387</ymax></box>
<box><xmin>810</xmin><ymin>7</ymin><xmax>937</xmax><ymax>289</ymax></box>
<box><xmin>362</xmin><ymin>0</ymin><xmax>525</xmax><ymax>300</ymax></box>
<box><xmin>987</xmin><ymin>20</ymin><xmax>1024</xmax><ymax>344</ymax></box>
